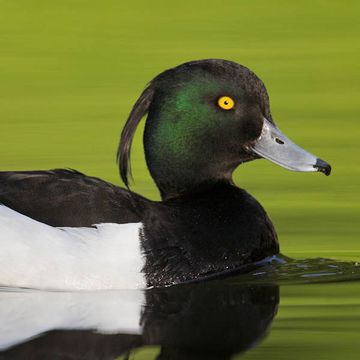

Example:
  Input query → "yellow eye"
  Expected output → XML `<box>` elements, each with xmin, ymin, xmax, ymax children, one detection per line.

<box><xmin>217</xmin><ymin>96</ymin><xmax>235</xmax><ymax>110</ymax></box>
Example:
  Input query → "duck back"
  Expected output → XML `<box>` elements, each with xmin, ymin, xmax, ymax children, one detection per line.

<box><xmin>0</xmin><ymin>170</ymin><xmax>148</xmax><ymax>226</ymax></box>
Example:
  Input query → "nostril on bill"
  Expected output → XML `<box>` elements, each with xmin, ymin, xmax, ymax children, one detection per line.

<box><xmin>275</xmin><ymin>138</ymin><xmax>284</xmax><ymax>145</ymax></box>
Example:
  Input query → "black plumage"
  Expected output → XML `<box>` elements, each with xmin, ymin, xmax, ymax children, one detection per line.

<box><xmin>0</xmin><ymin>169</ymin><xmax>147</xmax><ymax>227</ymax></box>
<box><xmin>142</xmin><ymin>182</ymin><xmax>278</xmax><ymax>286</ymax></box>
<box><xmin>0</xmin><ymin>59</ymin><xmax>285</xmax><ymax>287</ymax></box>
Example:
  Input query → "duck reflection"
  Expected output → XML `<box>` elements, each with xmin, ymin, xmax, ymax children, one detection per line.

<box><xmin>0</xmin><ymin>281</ymin><xmax>278</xmax><ymax>359</ymax></box>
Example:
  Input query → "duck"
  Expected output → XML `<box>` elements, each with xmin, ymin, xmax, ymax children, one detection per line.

<box><xmin>0</xmin><ymin>59</ymin><xmax>331</xmax><ymax>290</ymax></box>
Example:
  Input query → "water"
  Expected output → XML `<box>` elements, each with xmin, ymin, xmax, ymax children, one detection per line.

<box><xmin>241</xmin><ymin>256</ymin><xmax>360</xmax><ymax>283</ymax></box>
<box><xmin>0</xmin><ymin>1</ymin><xmax>359</xmax><ymax>358</ymax></box>
<box><xmin>1</xmin><ymin>258</ymin><xmax>359</xmax><ymax>359</ymax></box>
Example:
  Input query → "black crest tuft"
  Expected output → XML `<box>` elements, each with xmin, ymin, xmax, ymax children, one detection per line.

<box><xmin>117</xmin><ymin>84</ymin><xmax>155</xmax><ymax>187</ymax></box>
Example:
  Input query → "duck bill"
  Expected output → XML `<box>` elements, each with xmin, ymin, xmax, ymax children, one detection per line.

<box><xmin>249</xmin><ymin>118</ymin><xmax>331</xmax><ymax>176</ymax></box>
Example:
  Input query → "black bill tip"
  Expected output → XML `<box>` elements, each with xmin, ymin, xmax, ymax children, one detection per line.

<box><xmin>313</xmin><ymin>158</ymin><xmax>331</xmax><ymax>176</ymax></box>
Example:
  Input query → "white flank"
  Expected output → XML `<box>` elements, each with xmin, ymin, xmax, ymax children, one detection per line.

<box><xmin>0</xmin><ymin>288</ymin><xmax>145</xmax><ymax>350</ymax></box>
<box><xmin>0</xmin><ymin>205</ymin><xmax>146</xmax><ymax>290</ymax></box>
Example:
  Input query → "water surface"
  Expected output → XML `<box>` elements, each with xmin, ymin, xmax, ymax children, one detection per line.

<box><xmin>0</xmin><ymin>1</ymin><xmax>359</xmax><ymax>359</ymax></box>
<box><xmin>1</xmin><ymin>258</ymin><xmax>359</xmax><ymax>359</ymax></box>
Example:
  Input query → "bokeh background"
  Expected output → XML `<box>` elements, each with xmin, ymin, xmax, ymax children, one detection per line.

<box><xmin>1</xmin><ymin>0</ymin><xmax>358</xmax><ymax>260</ymax></box>
<box><xmin>1</xmin><ymin>1</ymin><xmax>360</xmax><ymax>359</ymax></box>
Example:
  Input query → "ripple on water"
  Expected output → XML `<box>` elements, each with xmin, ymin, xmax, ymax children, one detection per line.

<box><xmin>230</xmin><ymin>255</ymin><xmax>360</xmax><ymax>284</ymax></box>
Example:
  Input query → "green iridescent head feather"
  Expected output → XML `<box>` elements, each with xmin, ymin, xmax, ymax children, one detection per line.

<box><xmin>118</xmin><ymin>59</ymin><xmax>271</xmax><ymax>198</ymax></box>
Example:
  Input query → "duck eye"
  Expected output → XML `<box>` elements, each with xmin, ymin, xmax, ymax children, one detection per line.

<box><xmin>217</xmin><ymin>96</ymin><xmax>235</xmax><ymax>110</ymax></box>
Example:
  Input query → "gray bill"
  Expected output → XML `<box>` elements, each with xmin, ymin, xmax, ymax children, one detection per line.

<box><xmin>249</xmin><ymin>118</ymin><xmax>331</xmax><ymax>176</ymax></box>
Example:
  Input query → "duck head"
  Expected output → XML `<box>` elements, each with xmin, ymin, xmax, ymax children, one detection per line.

<box><xmin>118</xmin><ymin>59</ymin><xmax>331</xmax><ymax>200</ymax></box>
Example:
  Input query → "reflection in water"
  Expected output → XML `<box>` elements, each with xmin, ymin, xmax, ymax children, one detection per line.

<box><xmin>0</xmin><ymin>281</ymin><xmax>279</xmax><ymax>359</ymax></box>
<box><xmin>1</xmin><ymin>257</ymin><xmax>359</xmax><ymax>359</ymax></box>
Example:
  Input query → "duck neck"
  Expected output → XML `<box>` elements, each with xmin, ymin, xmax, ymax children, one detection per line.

<box><xmin>161</xmin><ymin>177</ymin><xmax>234</xmax><ymax>201</ymax></box>
<box><xmin>144</xmin><ymin>120</ymin><xmax>242</xmax><ymax>199</ymax></box>
<box><xmin>143</xmin><ymin>131</ymin><xmax>235</xmax><ymax>200</ymax></box>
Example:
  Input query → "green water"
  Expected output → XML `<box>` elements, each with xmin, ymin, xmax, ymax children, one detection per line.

<box><xmin>0</xmin><ymin>0</ymin><xmax>359</xmax><ymax>358</ymax></box>
<box><xmin>248</xmin><ymin>283</ymin><xmax>360</xmax><ymax>360</ymax></box>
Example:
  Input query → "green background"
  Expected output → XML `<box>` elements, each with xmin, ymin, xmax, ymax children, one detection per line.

<box><xmin>1</xmin><ymin>0</ymin><xmax>358</xmax><ymax>260</ymax></box>
<box><xmin>0</xmin><ymin>1</ymin><xmax>359</xmax><ymax>358</ymax></box>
